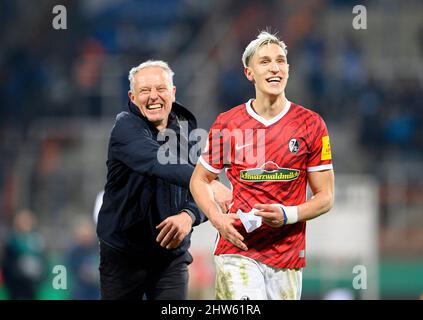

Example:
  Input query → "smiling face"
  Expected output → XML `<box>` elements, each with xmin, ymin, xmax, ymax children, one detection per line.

<box><xmin>128</xmin><ymin>66</ymin><xmax>176</xmax><ymax>129</ymax></box>
<box><xmin>244</xmin><ymin>42</ymin><xmax>289</xmax><ymax>98</ymax></box>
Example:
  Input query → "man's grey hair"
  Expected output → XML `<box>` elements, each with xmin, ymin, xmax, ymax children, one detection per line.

<box><xmin>128</xmin><ymin>60</ymin><xmax>175</xmax><ymax>92</ymax></box>
<box><xmin>242</xmin><ymin>31</ymin><xmax>288</xmax><ymax>68</ymax></box>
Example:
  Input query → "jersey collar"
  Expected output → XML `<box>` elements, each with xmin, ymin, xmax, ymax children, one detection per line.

<box><xmin>245</xmin><ymin>99</ymin><xmax>291</xmax><ymax>127</ymax></box>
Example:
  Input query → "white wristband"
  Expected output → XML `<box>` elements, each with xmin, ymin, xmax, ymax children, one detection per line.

<box><xmin>275</xmin><ymin>204</ymin><xmax>298</xmax><ymax>225</ymax></box>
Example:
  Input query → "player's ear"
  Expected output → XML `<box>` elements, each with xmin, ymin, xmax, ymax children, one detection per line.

<box><xmin>244</xmin><ymin>67</ymin><xmax>254</xmax><ymax>82</ymax></box>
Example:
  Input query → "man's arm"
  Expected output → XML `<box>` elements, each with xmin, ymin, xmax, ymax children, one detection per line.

<box><xmin>254</xmin><ymin>170</ymin><xmax>334</xmax><ymax>227</ymax></box>
<box><xmin>155</xmin><ymin>184</ymin><xmax>231</xmax><ymax>250</ymax></box>
<box><xmin>180</xmin><ymin>179</ymin><xmax>233</xmax><ymax>227</ymax></box>
<box><xmin>156</xmin><ymin>175</ymin><xmax>232</xmax><ymax>250</ymax></box>
<box><xmin>155</xmin><ymin>211</ymin><xmax>193</xmax><ymax>249</ymax></box>
<box><xmin>180</xmin><ymin>192</ymin><xmax>208</xmax><ymax>227</ymax></box>
<box><xmin>111</xmin><ymin>119</ymin><xmax>194</xmax><ymax>188</ymax></box>
<box><xmin>190</xmin><ymin>163</ymin><xmax>247</xmax><ymax>250</ymax></box>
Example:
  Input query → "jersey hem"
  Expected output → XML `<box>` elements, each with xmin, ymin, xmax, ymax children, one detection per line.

<box><xmin>198</xmin><ymin>155</ymin><xmax>222</xmax><ymax>174</ymax></box>
<box><xmin>307</xmin><ymin>164</ymin><xmax>333</xmax><ymax>172</ymax></box>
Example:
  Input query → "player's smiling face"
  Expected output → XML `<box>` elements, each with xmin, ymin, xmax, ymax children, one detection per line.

<box><xmin>244</xmin><ymin>43</ymin><xmax>289</xmax><ymax>97</ymax></box>
<box><xmin>129</xmin><ymin>66</ymin><xmax>176</xmax><ymax>129</ymax></box>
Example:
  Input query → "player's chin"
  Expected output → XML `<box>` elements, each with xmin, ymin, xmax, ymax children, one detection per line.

<box><xmin>263</xmin><ymin>85</ymin><xmax>284</xmax><ymax>96</ymax></box>
<box><xmin>265</xmin><ymin>89</ymin><xmax>284</xmax><ymax>97</ymax></box>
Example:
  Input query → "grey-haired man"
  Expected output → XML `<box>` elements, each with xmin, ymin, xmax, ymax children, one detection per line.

<box><xmin>97</xmin><ymin>60</ymin><xmax>231</xmax><ymax>300</ymax></box>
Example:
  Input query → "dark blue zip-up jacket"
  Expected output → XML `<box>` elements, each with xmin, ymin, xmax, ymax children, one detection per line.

<box><xmin>97</xmin><ymin>100</ymin><xmax>206</xmax><ymax>260</ymax></box>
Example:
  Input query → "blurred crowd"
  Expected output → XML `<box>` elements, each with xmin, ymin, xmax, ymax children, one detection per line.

<box><xmin>0</xmin><ymin>209</ymin><xmax>99</xmax><ymax>299</ymax></box>
<box><xmin>0</xmin><ymin>0</ymin><xmax>422</xmax><ymax>299</ymax></box>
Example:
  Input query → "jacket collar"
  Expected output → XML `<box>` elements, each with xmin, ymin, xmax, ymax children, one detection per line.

<box><xmin>126</xmin><ymin>100</ymin><xmax>197</xmax><ymax>130</ymax></box>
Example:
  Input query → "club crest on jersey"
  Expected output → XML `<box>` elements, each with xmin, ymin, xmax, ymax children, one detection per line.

<box><xmin>289</xmin><ymin>138</ymin><xmax>299</xmax><ymax>153</ymax></box>
<box><xmin>240</xmin><ymin>161</ymin><xmax>300</xmax><ymax>182</ymax></box>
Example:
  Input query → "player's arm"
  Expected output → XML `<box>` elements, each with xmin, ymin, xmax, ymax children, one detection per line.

<box><xmin>254</xmin><ymin>169</ymin><xmax>334</xmax><ymax>227</ymax></box>
<box><xmin>297</xmin><ymin>169</ymin><xmax>334</xmax><ymax>221</ymax></box>
<box><xmin>156</xmin><ymin>178</ymin><xmax>232</xmax><ymax>250</ymax></box>
<box><xmin>190</xmin><ymin>163</ymin><xmax>247</xmax><ymax>250</ymax></box>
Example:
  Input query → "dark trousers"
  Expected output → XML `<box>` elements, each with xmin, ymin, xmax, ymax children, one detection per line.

<box><xmin>99</xmin><ymin>241</ymin><xmax>192</xmax><ymax>300</ymax></box>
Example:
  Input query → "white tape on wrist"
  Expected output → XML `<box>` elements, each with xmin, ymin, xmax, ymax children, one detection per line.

<box><xmin>275</xmin><ymin>204</ymin><xmax>298</xmax><ymax>225</ymax></box>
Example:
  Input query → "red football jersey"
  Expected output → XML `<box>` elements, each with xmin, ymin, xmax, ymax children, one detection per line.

<box><xmin>199</xmin><ymin>99</ymin><xmax>333</xmax><ymax>269</ymax></box>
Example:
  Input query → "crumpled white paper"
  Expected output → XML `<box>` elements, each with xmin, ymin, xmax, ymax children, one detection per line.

<box><xmin>237</xmin><ymin>208</ymin><xmax>262</xmax><ymax>233</ymax></box>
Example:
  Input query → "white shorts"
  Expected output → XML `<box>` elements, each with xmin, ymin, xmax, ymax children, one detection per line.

<box><xmin>214</xmin><ymin>254</ymin><xmax>302</xmax><ymax>300</ymax></box>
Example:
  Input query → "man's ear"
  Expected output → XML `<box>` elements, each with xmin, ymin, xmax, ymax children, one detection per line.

<box><xmin>172</xmin><ymin>86</ymin><xmax>176</xmax><ymax>102</ymax></box>
<box><xmin>244</xmin><ymin>67</ymin><xmax>254</xmax><ymax>82</ymax></box>
<box><xmin>128</xmin><ymin>90</ymin><xmax>134</xmax><ymax>102</ymax></box>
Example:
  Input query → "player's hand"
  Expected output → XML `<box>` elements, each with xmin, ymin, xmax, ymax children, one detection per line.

<box><xmin>212</xmin><ymin>213</ymin><xmax>248</xmax><ymax>251</ymax></box>
<box><xmin>155</xmin><ymin>212</ymin><xmax>192</xmax><ymax>249</ymax></box>
<box><xmin>210</xmin><ymin>180</ymin><xmax>232</xmax><ymax>213</ymax></box>
<box><xmin>253</xmin><ymin>204</ymin><xmax>285</xmax><ymax>228</ymax></box>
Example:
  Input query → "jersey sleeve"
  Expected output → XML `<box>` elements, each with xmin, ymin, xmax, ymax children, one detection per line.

<box><xmin>307</xmin><ymin>115</ymin><xmax>333</xmax><ymax>172</ymax></box>
<box><xmin>198</xmin><ymin>115</ymin><xmax>229</xmax><ymax>174</ymax></box>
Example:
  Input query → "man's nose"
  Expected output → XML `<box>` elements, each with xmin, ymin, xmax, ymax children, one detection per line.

<box><xmin>149</xmin><ymin>88</ymin><xmax>158</xmax><ymax>100</ymax></box>
<box><xmin>269</xmin><ymin>61</ymin><xmax>280</xmax><ymax>73</ymax></box>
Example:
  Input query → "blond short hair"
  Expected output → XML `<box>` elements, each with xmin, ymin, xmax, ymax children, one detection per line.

<box><xmin>242</xmin><ymin>31</ymin><xmax>288</xmax><ymax>68</ymax></box>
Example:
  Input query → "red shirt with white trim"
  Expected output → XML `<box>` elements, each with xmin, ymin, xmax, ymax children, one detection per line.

<box><xmin>200</xmin><ymin>99</ymin><xmax>333</xmax><ymax>269</ymax></box>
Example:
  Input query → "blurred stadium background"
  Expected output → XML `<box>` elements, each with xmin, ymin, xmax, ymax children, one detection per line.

<box><xmin>0</xmin><ymin>0</ymin><xmax>422</xmax><ymax>300</ymax></box>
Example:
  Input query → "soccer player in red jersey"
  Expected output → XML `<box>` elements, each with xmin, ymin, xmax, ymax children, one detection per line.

<box><xmin>190</xmin><ymin>31</ymin><xmax>335</xmax><ymax>300</ymax></box>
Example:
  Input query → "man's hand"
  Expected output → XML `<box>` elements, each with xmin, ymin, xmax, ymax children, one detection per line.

<box><xmin>210</xmin><ymin>180</ymin><xmax>232</xmax><ymax>213</ymax></box>
<box><xmin>253</xmin><ymin>204</ymin><xmax>285</xmax><ymax>228</ymax></box>
<box><xmin>156</xmin><ymin>212</ymin><xmax>192</xmax><ymax>249</ymax></box>
<box><xmin>212</xmin><ymin>213</ymin><xmax>248</xmax><ymax>251</ymax></box>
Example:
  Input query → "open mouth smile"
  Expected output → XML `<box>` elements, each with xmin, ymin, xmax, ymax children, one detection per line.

<box><xmin>266</xmin><ymin>77</ymin><xmax>282</xmax><ymax>83</ymax></box>
<box><xmin>147</xmin><ymin>104</ymin><xmax>163</xmax><ymax>110</ymax></box>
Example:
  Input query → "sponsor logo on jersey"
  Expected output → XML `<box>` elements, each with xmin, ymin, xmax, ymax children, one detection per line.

<box><xmin>240</xmin><ymin>161</ymin><xmax>300</xmax><ymax>182</ymax></box>
<box><xmin>321</xmin><ymin>135</ymin><xmax>332</xmax><ymax>160</ymax></box>
<box><xmin>288</xmin><ymin>138</ymin><xmax>299</xmax><ymax>153</ymax></box>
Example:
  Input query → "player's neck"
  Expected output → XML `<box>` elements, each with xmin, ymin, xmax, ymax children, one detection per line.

<box><xmin>252</xmin><ymin>93</ymin><xmax>287</xmax><ymax>120</ymax></box>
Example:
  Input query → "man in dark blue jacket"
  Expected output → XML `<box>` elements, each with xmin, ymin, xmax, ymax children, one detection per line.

<box><xmin>97</xmin><ymin>60</ymin><xmax>231</xmax><ymax>300</ymax></box>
